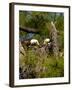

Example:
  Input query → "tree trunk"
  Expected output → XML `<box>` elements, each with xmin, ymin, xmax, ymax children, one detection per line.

<box><xmin>50</xmin><ymin>21</ymin><xmax>59</xmax><ymax>57</ymax></box>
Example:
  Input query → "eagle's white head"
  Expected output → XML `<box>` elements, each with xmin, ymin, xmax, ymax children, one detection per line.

<box><xmin>30</xmin><ymin>39</ymin><xmax>39</xmax><ymax>46</ymax></box>
<box><xmin>44</xmin><ymin>38</ymin><xmax>50</xmax><ymax>45</ymax></box>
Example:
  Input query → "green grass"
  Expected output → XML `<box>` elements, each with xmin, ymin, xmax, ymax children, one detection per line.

<box><xmin>19</xmin><ymin>49</ymin><xmax>64</xmax><ymax>78</ymax></box>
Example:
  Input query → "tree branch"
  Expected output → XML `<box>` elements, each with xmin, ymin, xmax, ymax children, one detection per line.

<box><xmin>19</xmin><ymin>26</ymin><xmax>40</xmax><ymax>34</ymax></box>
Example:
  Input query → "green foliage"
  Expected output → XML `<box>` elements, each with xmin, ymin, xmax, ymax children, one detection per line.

<box><xmin>55</xmin><ymin>15</ymin><xmax>64</xmax><ymax>31</ymax></box>
<box><xmin>19</xmin><ymin>11</ymin><xmax>64</xmax><ymax>78</ymax></box>
<box><xmin>19</xmin><ymin>11</ymin><xmax>53</xmax><ymax>36</ymax></box>
<box><xmin>55</xmin><ymin>15</ymin><xmax>64</xmax><ymax>50</ymax></box>
<box><xmin>20</xmin><ymin>49</ymin><xmax>64</xmax><ymax>78</ymax></box>
<box><xmin>19</xmin><ymin>11</ymin><xmax>64</xmax><ymax>43</ymax></box>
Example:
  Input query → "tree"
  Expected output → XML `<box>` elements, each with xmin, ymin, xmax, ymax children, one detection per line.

<box><xmin>50</xmin><ymin>21</ymin><xmax>59</xmax><ymax>57</ymax></box>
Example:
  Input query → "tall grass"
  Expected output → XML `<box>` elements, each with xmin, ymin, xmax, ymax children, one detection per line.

<box><xmin>19</xmin><ymin>49</ymin><xmax>64</xmax><ymax>79</ymax></box>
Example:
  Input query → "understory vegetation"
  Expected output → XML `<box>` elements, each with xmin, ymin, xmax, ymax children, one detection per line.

<box><xmin>19</xmin><ymin>48</ymin><xmax>64</xmax><ymax>79</ymax></box>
